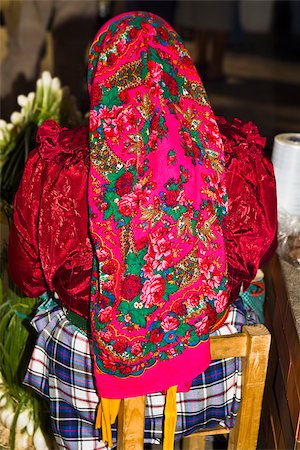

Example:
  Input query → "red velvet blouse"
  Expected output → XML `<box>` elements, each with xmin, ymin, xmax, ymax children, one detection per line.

<box><xmin>8</xmin><ymin>120</ymin><xmax>93</xmax><ymax>318</ymax></box>
<box><xmin>8</xmin><ymin>118</ymin><xmax>277</xmax><ymax>319</ymax></box>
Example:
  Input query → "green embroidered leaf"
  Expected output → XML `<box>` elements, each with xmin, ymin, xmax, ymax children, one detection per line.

<box><xmin>158</xmin><ymin>115</ymin><xmax>166</xmax><ymax>131</ymax></box>
<box><xmin>188</xmin><ymin>331</ymin><xmax>200</xmax><ymax>346</ymax></box>
<box><xmin>112</xmin><ymin>204</ymin><xmax>123</xmax><ymax>221</ymax></box>
<box><xmin>107</xmin><ymin>167</ymin><xmax>125</xmax><ymax>184</ymax></box>
<box><xmin>103</xmin><ymin>203</ymin><xmax>114</xmax><ymax>220</ymax></box>
<box><xmin>126</xmin><ymin>250</ymin><xmax>147</xmax><ymax>275</ymax></box>
<box><xmin>126</xmin><ymin>263</ymin><xmax>141</xmax><ymax>275</ymax></box>
<box><xmin>138</xmin><ymin>246</ymin><xmax>148</xmax><ymax>262</ymax></box>
<box><xmin>140</xmin><ymin>305</ymin><xmax>156</xmax><ymax>315</ymax></box>
<box><xmin>144</xmin><ymin>341</ymin><xmax>157</xmax><ymax>353</ymax></box>
<box><xmin>160</xmin><ymin>351</ymin><xmax>169</xmax><ymax>361</ymax></box>
<box><xmin>174</xmin><ymin>344</ymin><xmax>184</xmax><ymax>354</ymax></box>
<box><xmin>165</xmin><ymin>282</ymin><xmax>179</xmax><ymax>295</ymax></box>
<box><xmin>101</xmin><ymin>85</ymin><xmax>122</xmax><ymax>107</ymax></box>
<box><xmin>117</xmin><ymin>316</ymin><xmax>125</xmax><ymax>323</ymax></box>
<box><xmin>148</xmin><ymin>46</ymin><xmax>162</xmax><ymax>65</ymax></box>
<box><xmin>168</xmin><ymin>183</ymin><xmax>180</xmax><ymax>191</ymax></box>
<box><xmin>162</xmin><ymin>283</ymin><xmax>179</xmax><ymax>300</ymax></box>
<box><xmin>127</xmin><ymin>252</ymin><xmax>139</xmax><ymax>266</ymax></box>
<box><xmin>105</xmin><ymin>190</ymin><xmax>117</xmax><ymax>201</ymax></box>
<box><xmin>118</xmin><ymin>301</ymin><xmax>130</xmax><ymax>315</ymax></box>
<box><xmin>191</xmin><ymin>219</ymin><xmax>197</xmax><ymax>236</ymax></box>
<box><xmin>165</xmin><ymin>205</ymin><xmax>187</xmax><ymax>221</ymax></box>
<box><xmin>140</xmin><ymin>121</ymin><xmax>150</xmax><ymax>145</ymax></box>
<box><xmin>176</xmin><ymin>323</ymin><xmax>190</xmax><ymax>337</ymax></box>
<box><xmin>132</xmin><ymin>15</ymin><xmax>145</xmax><ymax>29</ymax></box>
<box><xmin>130</xmin><ymin>309</ymin><xmax>146</xmax><ymax>328</ymax></box>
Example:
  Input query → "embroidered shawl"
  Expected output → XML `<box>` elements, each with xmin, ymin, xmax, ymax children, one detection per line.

<box><xmin>88</xmin><ymin>12</ymin><xmax>228</xmax><ymax>399</ymax></box>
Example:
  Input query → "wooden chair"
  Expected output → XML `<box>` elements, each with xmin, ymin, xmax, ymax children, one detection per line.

<box><xmin>116</xmin><ymin>324</ymin><xmax>271</xmax><ymax>450</ymax></box>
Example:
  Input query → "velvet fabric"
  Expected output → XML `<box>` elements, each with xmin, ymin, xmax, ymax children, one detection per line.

<box><xmin>219</xmin><ymin>117</ymin><xmax>277</xmax><ymax>302</ymax></box>
<box><xmin>8</xmin><ymin>120</ymin><xmax>92</xmax><ymax>318</ymax></box>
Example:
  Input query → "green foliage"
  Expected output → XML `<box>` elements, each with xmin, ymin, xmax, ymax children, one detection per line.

<box><xmin>0</xmin><ymin>71</ymin><xmax>83</xmax><ymax>205</ymax></box>
<box><xmin>0</xmin><ymin>288</ymin><xmax>37</xmax><ymax>387</ymax></box>
<box><xmin>0</xmin><ymin>288</ymin><xmax>41</xmax><ymax>449</ymax></box>
<box><xmin>101</xmin><ymin>85</ymin><xmax>122</xmax><ymax>107</ymax></box>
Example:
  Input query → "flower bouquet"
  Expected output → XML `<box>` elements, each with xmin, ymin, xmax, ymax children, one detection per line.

<box><xmin>0</xmin><ymin>71</ymin><xmax>83</xmax><ymax>449</ymax></box>
<box><xmin>1</xmin><ymin>71</ymin><xmax>82</xmax><ymax>207</ymax></box>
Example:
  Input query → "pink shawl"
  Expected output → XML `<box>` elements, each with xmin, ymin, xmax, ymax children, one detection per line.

<box><xmin>88</xmin><ymin>12</ymin><xmax>228</xmax><ymax>399</ymax></box>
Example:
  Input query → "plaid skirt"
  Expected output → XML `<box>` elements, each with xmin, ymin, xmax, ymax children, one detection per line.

<box><xmin>24</xmin><ymin>298</ymin><xmax>251</xmax><ymax>449</ymax></box>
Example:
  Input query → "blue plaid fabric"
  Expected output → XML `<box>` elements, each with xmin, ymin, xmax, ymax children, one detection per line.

<box><xmin>24</xmin><ymin>298</ymin><xmax>249</xmax><ymax>449</ymax></box>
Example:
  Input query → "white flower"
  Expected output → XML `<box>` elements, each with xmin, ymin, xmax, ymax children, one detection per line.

<box><xmin>17</xmin><ymin>95</ymin><xmax>28</xmax><ymax>108</ymax></box>
<box><xmin>0</xmin><ymin>395</ymin><xmax>7</xmax><ymax>408</ymax></box>
<box><xmin>10</xmin><ymin>112</ymin><xmax>24</xmax><ymax>125</ymax></box>
<box><xmin>6</xmin><ymin>412</ymin><xmax>15</xmax><ymax>429</ymax></box>
<box><xmin>51</xmin><ymin>77</ymin><xmax>61</xmax><ymax>91</ymax></box>
<box><xmin>16</xmin><ymin>409</ymin><xmax>31</xmax><ymax>431</ymax></box>
<box><xmin>0</xmin><ymin>405</ymin><xmax>14</xmax><ymax>429</ymax></box>
<box><xmin>26</xmin><ymin>418</ymin><xmax>35</xmax><ymax>436</ymax></box>
<box><xmin>17</xmin><ymin>431</ymin><xmax>30</xmax><ymax>450</ymax></box>
<box><xmin>41</xmin><ymin>71</ymin><xmax>52</xmax><ymax>87</ymax></box>
<box><xmin>33</xmin><ymin>427</ymin><xmax>49</xmax><ymax>449</ymax></box>
<box><xmin>0</xmin><ymin>119</ymin><xmax>7</xmax><ymax>130</ymax></box>
<box><xmin>28</xmin><ymin>92</ymin><xmax>35</xmax><ymax>102</ymax></box>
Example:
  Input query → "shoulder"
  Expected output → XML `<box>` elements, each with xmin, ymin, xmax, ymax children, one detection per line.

<box><xmin>216</xmin><ymin>116</ymin><xmax>266</xmax><ymax>158</ymax></box>
<box><xmin>36</xmin><ymin>119</ymin><xmax>89</xmax><ymax>167</ymax></box>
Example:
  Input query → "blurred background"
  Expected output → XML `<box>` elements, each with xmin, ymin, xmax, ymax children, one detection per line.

<box><xmin>1</xmin><ymin>0</ymin><xmax>300</xmax><ymax>154</ymax></box>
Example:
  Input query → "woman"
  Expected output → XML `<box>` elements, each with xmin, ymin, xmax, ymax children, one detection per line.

<box><xmin>8</xmin><ymin>12</ymin><xmax>277</xmax><ymax>450</ymax></box>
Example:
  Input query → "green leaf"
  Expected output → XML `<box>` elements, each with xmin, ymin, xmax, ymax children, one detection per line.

<box><xmin>188</xmin><ymin>331</ymin><xmax>200</xmax><ymax>346</ymax></box>
<box><xmin>126</xmin><ymin>252</ymin><xmax>144</xmax><ymax>275</ymax></box>
<box><xmin>101</xmin><ymin>85</ymin><xmax>122</xmax><ymax>107</ymax></box>
<box><xmin>176</xmin><ymin>323</ymin><xmax>190</xmax><ymax>337</ymax></box>
<box><xmin>103</xmin><ymin>203</ymin><xmax>114</xmax><ymax>220</ymax></box>
<box><xmin>140</xmin><ymin>122</ymin><xmax>150</xmax><ymax>145</ymax></box>
<box><xmin>144</xmin><ymin>341</ymin><xmax>157</xmax><ymax>353</ymax></box>
<box><xmin>165</xmin><ymin>283</ymin><xmax>179</xmax><ymax>295</ymax></box>
<box><xmin>118</xmin><ymin>301</ymin><xmax>130</xmax><ymax>315</ymax></box>
<box><xmin>160</xmin><ymin>351</ymin><xmax>169</xmax><ymax>361</ymax></box>
<box><xmin>107</xmin><ymin>167</ymin><xmax>125</xmax><ymax>184</ymax></box>
<box><xmin>140</xmin><ymin>305</ymin><xmax>156</xmax><ymax>315</ymax></box>
<box><xmin>130</xmin><ymin>310</ymin><xmax>146</xmax><ymax>328</ymax></box>
<box><xmin>174</xmin><ymin>344</ymin><xmax>184</xmax><ymax>355</ymax></box>
<box><xmin>138</xmin><ymin>245</ymin><xmax>148</xmax><ymax>260</ymax></box>
<box><xmin>126</xmin><ymin>264</ymin><xmax>141</xmax><ymax>275</ymax></box>
<box><xmin>165</xmin><ymin>205</ymin><xmax>187</xmax><ymax>221</ymax></box>
<box><xmin>158</xmin><ymin>115</ymin><xmax>166</xmax><ymax>131</ymax></box>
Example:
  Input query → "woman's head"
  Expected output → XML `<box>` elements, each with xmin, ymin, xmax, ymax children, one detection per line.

<box><xmin>87</xmin><ymin>11</ymin><xmax>221</xmax><ymax>168</ymax></box>
<box><xmin>88</xmin><ymin>11</ymin><xmax>198</xmax><ymax>92</ymax></box>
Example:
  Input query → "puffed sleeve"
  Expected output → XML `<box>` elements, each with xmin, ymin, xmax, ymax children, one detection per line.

<box><xmin>217</xmin><ymin>117</ymin><xmax>277</xmax><ymax>302</ymax></box>
<box><xmin>8</xmin><ymin>119</ymin><xmax>92</xmax><ymax>318</ymax></box>
<box><xmin>8</xmin><ymin>148</ymin><xmax>47</xmax><ymax>296</ymax></box>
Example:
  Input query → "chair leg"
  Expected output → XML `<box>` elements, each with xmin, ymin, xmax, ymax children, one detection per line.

<box><xmin>182</xmin><ymin>434</ymin><xmax>206</xmax><ymax>450</ymax></box>
<box><xmin>117</xmin><ymin>396</ymin><xmax>146</xmax><ymax>450</ymax></box>
<box><xmin>228</xmin><ymin>325</ymin><xmax>271</xmax><ymax>450</ymax></box>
